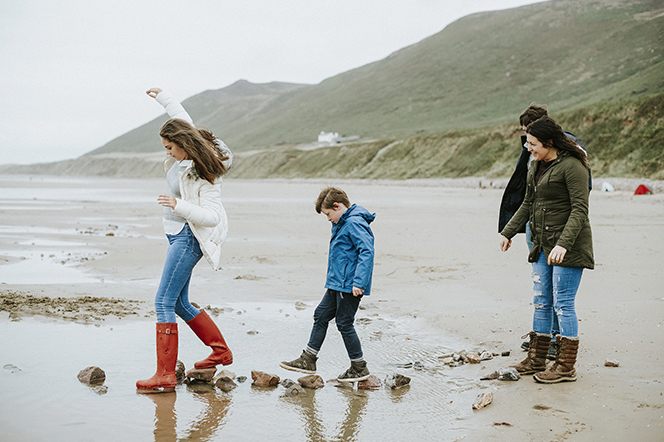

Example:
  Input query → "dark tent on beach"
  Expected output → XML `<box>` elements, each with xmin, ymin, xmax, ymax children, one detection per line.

<box><xmin>634</xmin><ymin>184</ymin><xmax>652</xmax><ymax>195</ymax></box>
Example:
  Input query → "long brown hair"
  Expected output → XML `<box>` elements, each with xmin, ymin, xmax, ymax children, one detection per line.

<box><xmin>526</xmin><ymin>116</ymin><xmax>589</xmax><ymax>169</ymax></box>
<box><xmin>159</xmin><ymin>119</ymin><xmax>229</xmax><ymax>184</ymax></box>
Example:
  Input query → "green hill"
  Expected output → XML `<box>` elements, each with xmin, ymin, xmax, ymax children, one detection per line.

<box><xmin>88</xmin><ymin>0</ymin><xmax>663</xmax><ymax>155</ymax></box>
<box><xmin>87</xmin><ymin>81</ymin><xmax>306</xmax><ymax>155</ymax></box>
<box><xmin>227</xmin><ymin>93</ymin><xmax>664</xmax><ymax>180</ymax></box>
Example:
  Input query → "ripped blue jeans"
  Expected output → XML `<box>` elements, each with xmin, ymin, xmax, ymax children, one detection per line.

<box><xmin>531</xmin><ymin>251</ymin><xmax>583</xmax><ymax>338</ymax></box>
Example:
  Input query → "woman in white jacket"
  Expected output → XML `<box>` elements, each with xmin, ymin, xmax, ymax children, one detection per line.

<box><xmin>137</xmin><ymin>88</ymin><xmax>234</xmax><ymax>392</ymax></box>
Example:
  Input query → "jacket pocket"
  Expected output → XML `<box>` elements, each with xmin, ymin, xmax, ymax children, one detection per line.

<box><xmin>544</xmin><ymin>224</ymin><xmax>564</xmax><ymax>247</ymax></box>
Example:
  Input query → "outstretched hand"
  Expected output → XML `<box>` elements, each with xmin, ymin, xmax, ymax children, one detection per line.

<box><xmin>146</xmin><ymin>87</ymin><xmax>163</xmax><ymax>98</ymax></box>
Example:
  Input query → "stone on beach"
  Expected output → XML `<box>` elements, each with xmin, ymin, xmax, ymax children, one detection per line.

<box><xmin>3</xmin><ymin>364</ymin><xmax>21</xmax><ymax>373</ymax></box>
<box><xmin>213</xmin><ymin>369</ymin><xmax>238</xmax><ymax>391</ymax></box>
<box><xmin>215</xmin><ymin>377</ymin><xmax>237</xmax><ymax>392</ymax></box>
<box><xmin>77</xmin><ymin>366</ymin><xmax>106</xmax><ymax>385</ymax></box>
<box><xmin>472</xmin><ymin>392</ymin><xmax>494</xmax><ymax>410</ymax></box>
<box><xmin>481</xmin><ymin>367</ymin><xmax>520</xmax><ymax>381</ymax></box>
<box><xmin>357</xmin><ymin>375</ymin><xmax>381</xmax><ymax>390</ymax></box>
<box><xmin>384</xmin><ymin>373</ymin><xmax>411</xmax><ymax>389</ymax></box>
<box><xmin>298</xmin><ymin>375</ymin><xmax>325</xmax><ymax>389</ymax></box>
<box><xmin>252</xmin><ymin>370</ymin><xmax>280</xmax><ymax>387</ymax></box>
<box><xmin>281</xmin><ymin>379</ymin><xmax>306</xmax><ymax>396</ymax></box>
<box><xmin>283</xmin><ymin>384</ymin><xmax>306</xmax><ymax>397</ymax></box>
<box><xmin>466</xmin><ymin>352</ymin><xmax>481</xmax><ymax>364</ymax></box>
<box><xmin>175</xmin><ymin>360</ymin><xmax>186</xmax><ymax>383</ymax></box>
<box><xmin>186</xmin><ymin>367</ymin><xmax>217</xmax><ymax>382</ymax></box>
<box><xmin>295</xmin><ymin>301</ymin><xmax>307</xmax><ymax>310</ymax></box>
<box><xmin>605</xmin><ymin>359</ymin><xmax>620</xmax><ymax>367</ymax></box>
<box><xmin>280</xmin><ymin>378</ymin><xmax>297</xmax><ymax>389</ymax></box>
<box><xmin>91</xmin><ymin>385</ymin><xmax>108</xmax><ymax>395</ymax></box>
<box><xmin>215</xmin><ymin>369</ymin><xmax>236</xmax><ymax>380</ymax></box>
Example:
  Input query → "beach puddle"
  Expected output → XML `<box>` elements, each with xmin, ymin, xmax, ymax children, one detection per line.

<box><xmin>0</xmin><ymin>301</ymin><xmax>484</xmax><ymax>441</ymax></box>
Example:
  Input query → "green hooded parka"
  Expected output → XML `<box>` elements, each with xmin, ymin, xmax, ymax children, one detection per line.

<box><xmin>501</xmin><ymin>152</ymin><xmax>594</xmax><ymax>269</ymax></box>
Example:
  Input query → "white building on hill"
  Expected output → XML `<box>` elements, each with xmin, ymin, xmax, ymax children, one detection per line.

<box><xmin>318</xmin><ymin>131</ymin><xmax>340</xmax><ymax>143</ymax></box>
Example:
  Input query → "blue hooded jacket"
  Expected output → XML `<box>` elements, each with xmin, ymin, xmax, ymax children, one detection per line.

<box><xmin>325</xmin><ymin>204</ymin><xmax>376</xmax><ymax>296</ymax></box>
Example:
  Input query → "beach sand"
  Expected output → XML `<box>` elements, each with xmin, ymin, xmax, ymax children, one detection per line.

<box><xmin>1</xmin><ymin>175</ymin><xmax>663</xmax><ymax>440</ymax></box>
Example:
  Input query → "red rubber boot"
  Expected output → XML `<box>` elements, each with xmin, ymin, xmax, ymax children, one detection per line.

<box><xmin>186</xmin><ymin>310</ymin><xmax>233</xmax><ymax>368</ymax></box>
<box><xmin>136</xmin><ymin>323</ymin><xmax>178</xmax><ymax>392</ymax></box>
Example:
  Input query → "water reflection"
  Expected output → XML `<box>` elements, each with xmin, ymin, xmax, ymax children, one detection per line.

<box><xmin>281</xmin><ymin>385</ymin><xmax>368</xmax><ymax>442</ymax></box>
<box><xmin>140</xmin><ymin>384</ymin><xmax>231</xmax><ymax>442</ymax></box>
<box><xmin>142</xmin><ymin>392</ymin><xmax>177</xmax><ymax>442</ymax></box>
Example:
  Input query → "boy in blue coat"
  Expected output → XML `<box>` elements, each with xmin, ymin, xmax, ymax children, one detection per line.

<box><xmin>280</xmin><ymin>187</ymin><xmax>376</xmax><ymax>382</ymax></box>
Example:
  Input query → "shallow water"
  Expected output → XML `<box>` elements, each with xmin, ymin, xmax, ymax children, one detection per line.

<box><xmin>0</xmin><ymin>301</ymin><xmax>482</xmax><ymax>441</ymax></box>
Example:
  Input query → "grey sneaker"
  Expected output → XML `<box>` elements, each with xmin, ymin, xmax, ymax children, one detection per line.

<box><xmin>279</xmin><ymin>350</ymin><xmax>317</xmax><ymax>374</ymax></box>
<box><xmin>337</xmin><ymin>360</ymin><xmax>370</xmax><ymax>383</ymax></box>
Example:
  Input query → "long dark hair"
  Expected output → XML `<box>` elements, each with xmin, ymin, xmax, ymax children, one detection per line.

<box><xmin>526</xmin><ymin>116</ymin><xmax>589</xmax><ymax>169</ymax></box>
<box><xmin>159</xmin><ymin>119</ymin><xmax>229</xmax><ymax>184</ymax></box>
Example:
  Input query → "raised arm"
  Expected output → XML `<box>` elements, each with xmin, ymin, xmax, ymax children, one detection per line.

<box><xmin>146</xmin><ymin>88</ymin><xmax>194</xmax><ymax>125</ymax></box>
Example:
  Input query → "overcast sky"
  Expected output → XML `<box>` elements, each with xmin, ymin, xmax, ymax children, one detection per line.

<box><xmin>0</xmin><ymin>0</ymin><xmax>545</xmax><ymax>165</ymax></box>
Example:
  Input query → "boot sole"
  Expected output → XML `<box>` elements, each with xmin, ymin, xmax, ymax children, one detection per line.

<box><xmin>511</xmin><ymin>367</ymin><xmax>546</xmax><ymax>375</ymax></box>
<box><xmin>516</xmin><ymin>370</ymin><xmax>545</xmax><ymax>375</ymax></box>
<box><xmin>195</xmin><ymin>360</ymin><xmax>233</xmax><ymax>369</ymax></box>
<box><xmin>533</xmin><ymin>374</ymin><xmax>577</xmax><ymax>384</ymax></box>
<box><xmin>279</xmin><ymin>362</ymin><xmax>315</xmax><ymax>374</ymax></box>
<box><xmin>337</xmin><ymin>374</ymin><xmax>371</xmax><ymax>383</ymax></box>
<box><xmin>136</xmin><ymin>387</ymin><xmax>176</xmax><ymax>393</ymax></box>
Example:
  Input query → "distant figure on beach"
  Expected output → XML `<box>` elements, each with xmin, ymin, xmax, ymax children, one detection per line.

<box><xmin>499</xmin><ymin>116</ymin><xmax>594</xmax><ymax>384</ymax></box>
<box><xmin>280</xmin><ymin>187</ymin><xmax>375</xmax><ymax>382</ymax></box>
<box><xmin>498</xmin><ymin>104</ymin><xmax>590</xmax><ymax>357</ymax></box>
<box><xmin>136</xmin><ymin>88</ymin><xmax>234</xmax><ymax>392</ymax></box>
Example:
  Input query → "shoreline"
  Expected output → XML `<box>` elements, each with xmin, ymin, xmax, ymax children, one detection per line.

<box><xmin>1</xmin><ymin>175</ymin><xmax>663</xmax><ymax>440</ymax></box>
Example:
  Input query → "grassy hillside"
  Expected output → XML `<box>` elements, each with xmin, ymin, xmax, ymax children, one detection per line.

<box><xmin>86</xmin><ymin>81</ymin><xmax>307</xmax><ymax>155</ymax></box>
<box><xmin>228</xmin><ymin>93</ymin><xmax>664</xmax><ymax>180</ymax></box>
<box><xmin>88</xmin><ymin>0</ymin><xmax>663</xmax><ymax>155</ymax></box>
<box><xmin>4</xmin><ymin>93</ymin><xmax>661</xmax><ymax>181</ymax></box>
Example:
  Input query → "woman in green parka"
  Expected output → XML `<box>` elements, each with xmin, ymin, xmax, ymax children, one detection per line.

<box><xmin>500</xmin><ymin>116</ymin><xmax>594</xmax><ymax>384</ymax></box>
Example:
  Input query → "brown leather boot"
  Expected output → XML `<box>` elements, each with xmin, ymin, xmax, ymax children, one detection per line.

<box><xmin>534</xmin><ymin>336</ymin><xmax>579</xmax><ymax>383</ymax></box>
<box><xmin>136</xmin><ymin>323</ymin><xmax>178</xmax><ymax>392</ymax></box>
<box><xmin>187</xmin><ymin>310</ymin><xmax>233</xmax><ymax>368</ymax></box>
<box><xmin>511</xmin><ymin>331</ymin><xmax>551</xmax><ymax>374</ymax></box>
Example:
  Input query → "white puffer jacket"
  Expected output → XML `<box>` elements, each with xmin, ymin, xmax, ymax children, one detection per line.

<box><xmin>156</xmin><ymin>91</ymin><xmax>232</xmax><ymax>270</ymax></box>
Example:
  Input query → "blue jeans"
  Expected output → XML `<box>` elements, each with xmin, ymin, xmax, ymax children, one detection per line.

<box><xmin>525</xmin><ymin>224</ymin><xmax>560</xmax><ymax>338</ymax></box>
<box><xmin>307</xmin><ymin>289</ymin><xmax>364</xmax><ymax>360</ymax></box>
<box><xmin>531</xmin><ymin>251</ymin><xmax>583</xmax><ymax>338</ymax></box>
<box><xmin>155</xmin><ymin>224</ymin><xmax>202</xmax><ymax>323</ymax></box>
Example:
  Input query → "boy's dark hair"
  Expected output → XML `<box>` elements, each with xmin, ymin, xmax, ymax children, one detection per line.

<box><xmin>315</xmin><ymin>187</ymin><xmax>351</xmax><ymax>213</ymax></box>
<box><xmin>519</xmin><ymin>104</ymin><xmax>548</xmax><ymax>127</ymax></box>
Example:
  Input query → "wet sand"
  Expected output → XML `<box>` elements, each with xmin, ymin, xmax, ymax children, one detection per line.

<box><xmin>1</xmin><ymin>175</ymin><xmax>663</xmax><ymax>441</ymax></box>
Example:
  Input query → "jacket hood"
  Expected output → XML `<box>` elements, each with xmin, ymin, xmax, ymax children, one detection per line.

<box><xmin>339</xmin><ymin>204</ymin><xmax>376</xmax><ymax>225</ymax></box>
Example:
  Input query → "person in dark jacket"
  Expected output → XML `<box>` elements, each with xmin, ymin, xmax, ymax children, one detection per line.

<box><xmin>500</xmin><ymin>116</ymin><xmax>594</xmax><ymax>384</ymax></box>
<box><xmin>499</xmin><ymin>104</ymin><xmax>591</xmax><ymax>357</ymax></box>
<box><xmin>280</xmin><ymin>187</ymin><xmax>375</xmax><ymax>382</ymax></box>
